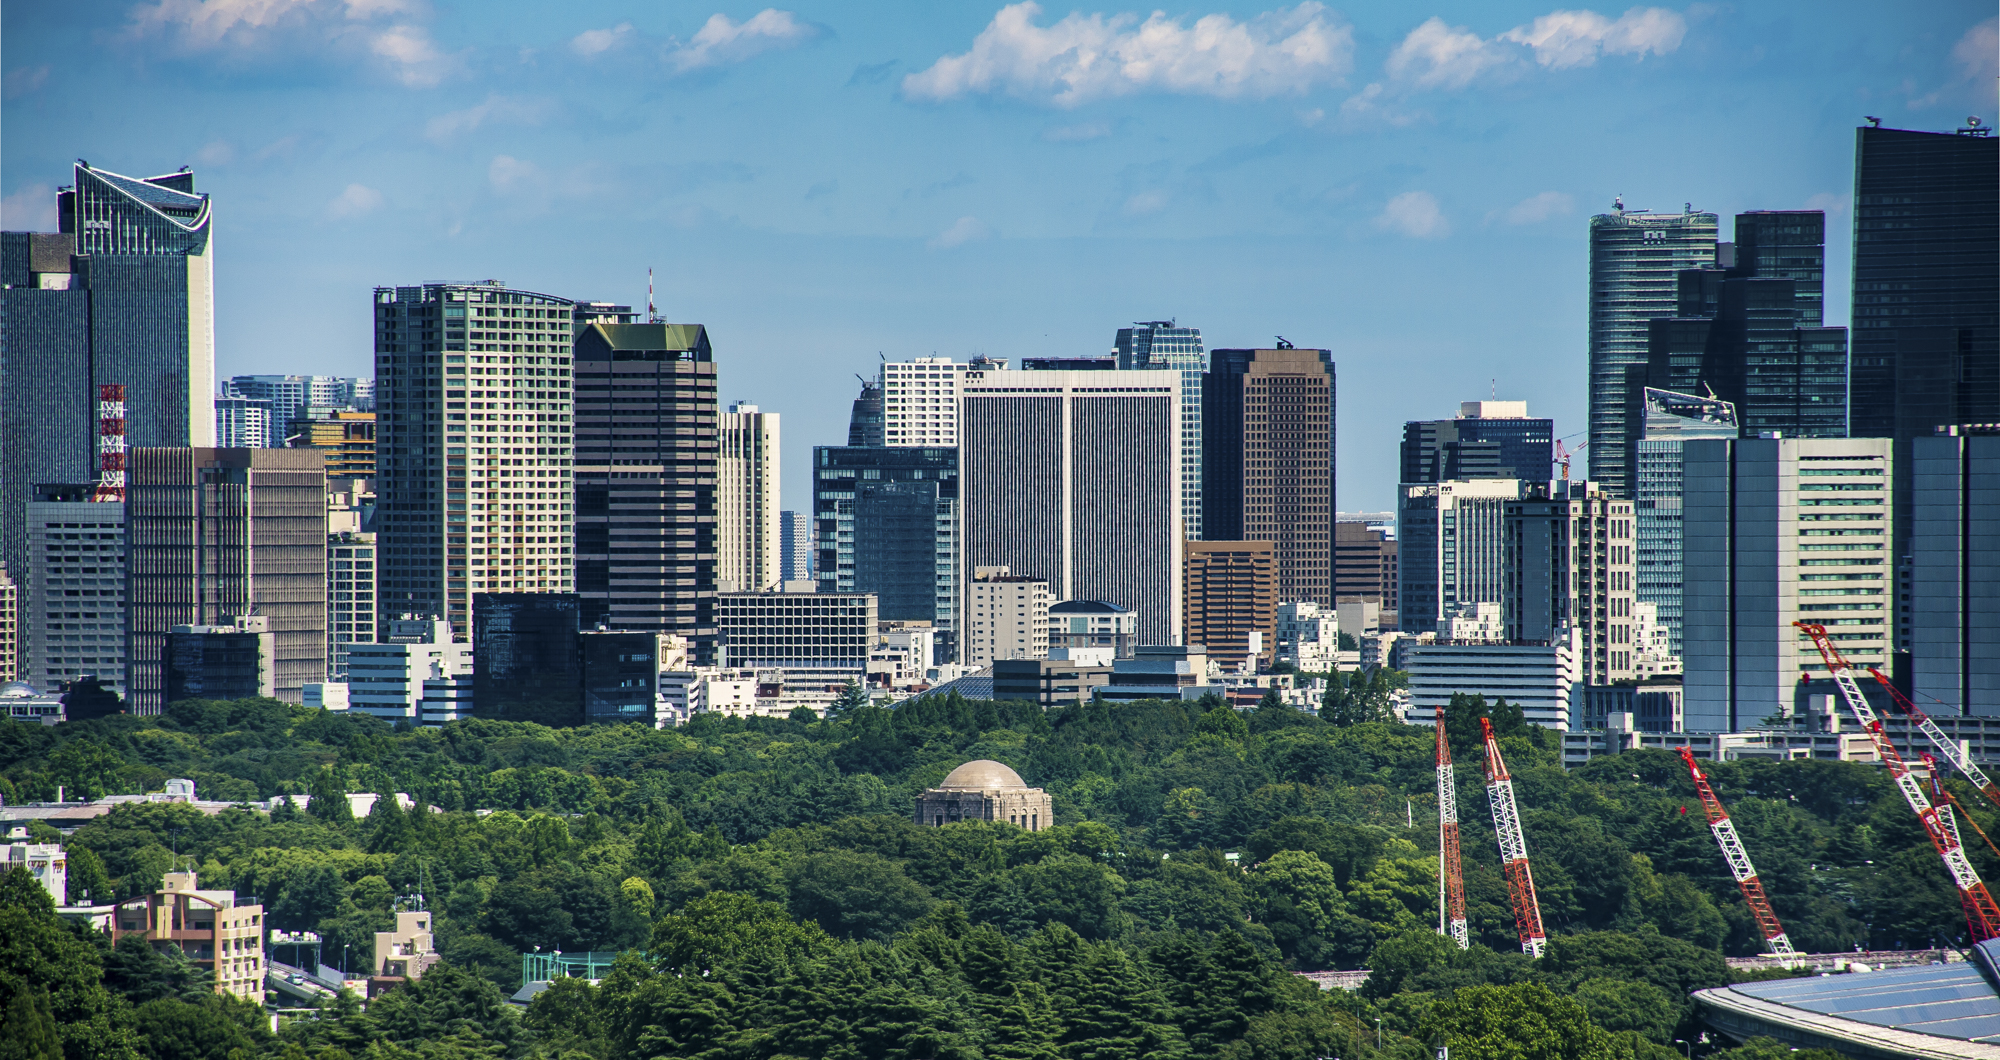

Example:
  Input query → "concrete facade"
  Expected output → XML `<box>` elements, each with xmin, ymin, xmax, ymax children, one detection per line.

<box><xmin>1504</xmin><ymin>482</ymin><xmax>1638</xmax><ymax>685</ymax></box>
<box><xmin>914</xmin><ymin>760</ymin><xmax>1053</xmax><ymax>830</ymax></box>
<box><xmin>1404</xmin><ymin>635</ymin><xmax>1581</xmax><ymax>729</ymax></box>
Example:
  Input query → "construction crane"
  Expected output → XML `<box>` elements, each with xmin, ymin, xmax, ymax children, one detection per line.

<box><xmin>1436</xmin><ymin>723</ymin><xmax>1469</xmax><ymax>949</ymax></box>
<box><xmin>1860</xmin><ymin>665</ymin><xmax>2000</xmax><ymax>810</ymax></box>
<box><xmin>1480</xmin><ymin>717</ymin><xmax>1547</xmax><ymax>957</ymax></box>
<box><xmin>1677</xmin><ymin>747</ymin><xmax>1796</xmax><ymax>957</ymax></box>
<box><xmin>1796</xmin><ymin>621</ymin><xmax>2000</xmax><ymax>942</ymax></box>
<box><xmin>1922</xmin><ymin>753</ymin><xmax>2000</xmax><ymax>864</ymax></box>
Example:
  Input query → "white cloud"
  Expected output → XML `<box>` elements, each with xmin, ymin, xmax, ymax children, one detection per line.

<box><xmin>1367</xmin><ymin>6</ymin><xmax>1686</xmax><ymax>100</ymax></box>
<box><xmin>571</xmin><ymin>22</ymin><xmax>633</xmax><ymax>57</ymax></box>
<box><xmin>903</xmin><ymin>1</ymin><xmax>1352</xmax><ymax>107</ymax></box>
<box><xmin>1124</xmin><ymin>189</ymin><xmax>1170</xmax><ymax>215</ymax></box>
<box><xmin>929</xmin><ymin>215</ymin><xmax>992</xmax><ymax>249</ymax></box>
<box><xmin>1376</xmin><ymin>191</ymin><xmax>1448</xmax><ymax>238</ymax></box>
<box><xmin>4</xmin><ymin>65</ymin><xmax>50</xmax><ymax>100</ymax></box>
<box><xmin>1955</xmin><ymin>19</ymin><xmax>1998</xmax><ymax>83</ymax></box>
<box><xmin>488</xmin><ymin>155</ymin><xmax>544</xmax><ymax>194</ymax></box>
<box><xmin>0</xmin><ymin>184</ymin><xmax>57</xmax><ymax>231</ymax></box>
<box><xmin>124</xmin><ymin>0</ymin><xmax>452</xmax><ymax>86</ymax></box>
<box><xmin>325</xmin><ymin>183</ymin><xmax>385</xmax><ymax>219</ymax></box>
<box><xmin>425</xmin><ymin>95</ymin><xmax>557</xmax><ymax>142</ymax></box>
<box><xmin>668</xmin><ymin>9</ymin><xmax>816</xmax><ymax>72</ymax></box>
<box><xmin>1499</xmin><ymin>190</ymin><xmax>1574</xmax><ymax>225</ymax></box>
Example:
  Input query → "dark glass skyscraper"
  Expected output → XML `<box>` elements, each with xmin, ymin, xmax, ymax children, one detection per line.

<box><xmin>1203</xmin><ymin>346</ymin><xmax>1336</xmax><ymax>608</ymax></box>
<box><xmin>846</xmin><ymin>379</ymin><xmax>885</xmax><ymax>447</ymax></box>
<box><xmin>473</xmin><ymin>592</ymin><xmax>582</xmax><ymax>726</ymax></box>
<box><xmin>1400</xmin><ymin>401</ymin><xmax>1554</xmax><ymax>485</ymax></box>
<box><xmin>813</xmin><ymin>445</ymin><xmax>957</xmax><ymax>659</ymax></box>
<box><xmin>572</xmin><ymin>322</ymin><xmax>718</xmax><ymax>662</ymax></box>
<box><xmin>1846</xmin><ymin>123</ymin><xmax>1999</xmax><ymax>556</ymax></box>
<box><xmin>1</xmin><ymin>163</ymin><xmax>217</xmax><ymax>587</ymax></box>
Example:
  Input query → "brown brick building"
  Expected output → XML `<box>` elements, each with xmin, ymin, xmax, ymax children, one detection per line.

<box><xmin>109</xmin><ymin>872</ymin><xmax>265</xmax><ymax>1003</ymax></box>
<box><xmin>1202</xmin><ymin>346</ymin><xmax>1335</xmax><ymax>609</ymax></box>
<box><xmin>1184</xmin><ymin>540</ymin><xmax>1277</xmax><ymax>671</ymax></box>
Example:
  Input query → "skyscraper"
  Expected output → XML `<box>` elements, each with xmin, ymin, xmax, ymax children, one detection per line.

<box><xmin>778</xmin><ymin>510</ymin><xmax>813</xmax><ymax>584</ymax></box>
<box><xmin>960</xmin><ymin>367</ymin><xmax>1181</xmax><ymax>646</ymax></box>
<box><xmin>1697</xmin><ymin>212</ymin><xmax>1847</xmax><ymax>440</ymax></box>
<box><xmin>375</xmin><ymin>282</ymin><xmax>575</xmax><ymax>636</ymax></box>
<box><xmin>1203</xmin><ymin>345</ymin><xmax>1336</xmax><ymax>608</ymax></box>
<box><xmin>23</xmin><ymin>485</ymin><xmax>126</xmax><ymax>697</ymax></box>
<box><xmin>1909</xmin><ymin>426</ymin><xmax>2000</xmax><ymax>715</ymax></box>
<box><xmin>1847</xmin><ymin>123</ymin><xmax>1999</xmax><ymax>555</ymax></box>
<box><xmin>846</xmin><ymin>379</ymin><xmax>885</xmax><ymax>447</ymax></box>
<box><xmin>1</xmin><ymin>163</ymin><xmax>217</xmax><ymax>590</ymax></box>
<box><xmin>127</xmin><ymin>447</ymin><xmax>327</xmax><ymax>713</ymax></box>
<box><xmin>1116</xmin><ymin>321</ymin><xmax>1205</xmax><ymax>538</ymax></box>
<box><xmin>880</xmin><ymin>358</ymin><xmax>975</xmax><ymax>447</ymax></box>
<box><xmin>214</xmin><ymin>396</ymin><xmax>271</xmax><ymax>449</ymax></box>
<box><xmin>717</xmin><ymin>403</ymin><xmax>779</xmax><ymax>592</ymax></box>
<box><xmin>572</xmin><ymin>321</ymin><xmax>718</xmax><ymax>660</ymax></box>
<box><xmin>1400</xmin><ymin>401</ymin><xmax>1554</xmax><ymax>485</ymax></box>
<box><xmin>1504</xmin><ymin>482</ymin><xmax>1637</xmax><ymax>685</ymax></box>
<box><xmin>1587</xmin><ymin>204</ymin><xmax>1718</xmax><ymax>496</ymax></box>
<box><xmin>813</xmin><ymin>445</ymin><xmax>958</xmax><ymax>659</ymax></box>
<box><xmin>1681</xmin><ymin>437</ymin><xmax>1892</xmax><ymax>731</ymax></box>
<box><xmin>1397</xmin><ymin>479</ymin><xmax>1517</xmax><ymax>635</ymax></box>
<box><xmin>1183</xmin><ymin>540</ymin><xmax>1276</xmax><ymax>671</ymax></box>
<box><xmin>1633</xmin><ymin>388</ymin><xmax>1739</xmax><ymax>657</ymax></box>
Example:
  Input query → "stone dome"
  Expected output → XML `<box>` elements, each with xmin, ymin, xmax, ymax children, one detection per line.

<box><xmin>938</xmin><ymin>760</ymin><xmax>1028</xmax><ymax>791</ymax></box>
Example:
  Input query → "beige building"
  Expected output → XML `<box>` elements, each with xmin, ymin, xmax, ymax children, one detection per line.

<box><xmin>109</xmin><ymin>872</ymin><xmax>264</xmax><ymax>1003</ymax></box>
<box><xmin>915</xmin><ymin>760</ymin><xmax>1053</xmax><ymax>830</ymax></box>
<box><xmin>1184</xmin><ymin>540</ymin><xmax>1277</xmax><ymax>672</ymax></box>
<box><xmin>373</xmin><ymin>909</ymin><xmax>439</xmax><ymax>983</ymax></box>
<box><xmin>718</xmin><ymin>403</ymin><xmax>780</xmax><ymax>592</ymax></box>
<box><xmin>965</xmin><ymin>566</ymin><xmax>1051</xmax><ymax>668</ymax></box>
<box><xmin>1504</xmin><ymin>481</ymin><xmax>1637</xmax><ymax>685</ymax></box>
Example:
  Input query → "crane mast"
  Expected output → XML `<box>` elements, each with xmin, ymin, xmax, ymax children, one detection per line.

<box><xmin>1480</xmin><ymin>717</ymin><xmax>1546</xmax><ymax>957</ymax></box>
<box><xmin>1796</xmin><ymin>621</ymin><xmax>2000</xmax><ymax>942</ymax></box>
<box><xmin>1437</xmin><ymin>723</ymin><xmax>1469</xmax><ymax>949</ymax></box>
<box><xmin>1676</xmin><ymin>747</ymin><xmax>1795</xmax><ymax>957</ymax></box>
<box><xmin>1863</xmin><ymin>666</ymin><xmax>2000</xmax><ymax>810</ymax></box>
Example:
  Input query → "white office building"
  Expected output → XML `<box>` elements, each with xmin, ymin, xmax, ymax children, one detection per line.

<box><xmin>1397</xmin><ymin>479</ymin><xmax>1518</xmax><ymax>635</ymax></box>
<box><xmin>346</xmin><ymin>617</ymin><xmax>474</xmax><ymax>722</ymax></box>
<box><xmin>1405</xmin><ymin>633</ymin><xmax>1582</xmax><ymax>729</ymax></box>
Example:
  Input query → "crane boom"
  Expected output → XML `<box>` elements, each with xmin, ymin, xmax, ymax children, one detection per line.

<box><xmin>1481</xmin><ymin>717</ymin><xmax>1546</xmax><ymax>957</ymax></box>
<box><xmin>1437</xmin><ymin>724</ymin><xmax>1469</xmax><ymax>949</ymax></box>
<box><xmin>1796</xmin><ymin>621</ymin><xmax>2000</xmax><ymax>942</ymax></box>
<box><xmin>1863</xmin><ymin>667</ymin><xmax>2000</xmax><ymax>810</ymax></box>
<box><xmin>1677</xmin><ymin>747</ymin><xmax>1796</xmax><ymax>956</ymax></box>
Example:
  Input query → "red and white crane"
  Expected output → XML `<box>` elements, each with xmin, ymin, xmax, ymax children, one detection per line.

<box><xmin>1437</xmin><ymin>723</ymin><xmax>1469</xmax><ymax>949</ymax></box>
<box><xmin>1480</xmin><ymin>717</ymin><xmax>1546</xmax><ymax>957</ymax></box>
<box><xmin>1677</xmin><ymin>747</ymin><xmax>1796</xmax><ymax>957</ymax></box>
<box><xmin>1797</xmin><ymin>621</ymin><xmax>2000</xmax><ymax>943</ymax></box>
<box><xmin>1859</xmin><ymin>665</ymin><xmax>2000</xmax><ymax>810</ymax></box>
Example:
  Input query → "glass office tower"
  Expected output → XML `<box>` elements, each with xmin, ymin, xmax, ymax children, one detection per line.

<box><xmin>1401</xmin><ymin>401</ymin><xmax>1554</xmax><ymax>485</ymax></box>
<box><xmin>813</xmin><ymin>445</ymin><xmax>957</xmax><ymax>661</ymax></box>
<box><xmin>1587</xmin><ymin>205</ymin><xmax>1717</xmax><ymax>497</ymax></box>
<box><xmin>1116</xmin><ymin>321</ymin><xmax>1206</xmax><ymax>538</ymax></box>
<box><xmin>1634</xmin><ymin>389</ymin><xmax>1739</xmax><ymax>657</ymax></box>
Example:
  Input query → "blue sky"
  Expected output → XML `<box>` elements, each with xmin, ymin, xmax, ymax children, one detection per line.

<box><xmin>3</xmin><ymin>1</ymin><xmax>1992</xmax><ymax>513</ymax></box>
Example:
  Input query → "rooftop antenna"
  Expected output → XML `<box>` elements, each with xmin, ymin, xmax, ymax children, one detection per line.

<box><xmin>646</xmin><ymin>268</ymin><xmax>657</xmax><ymax>323</ymax></box>
<box><xmin>1614</xmin><ymin>194</ymin><xmax>1624</xmax><ymax>214</ymax></box>
<box><xmin>1865</xmin><ymin>116</ymin><xmax>1881</xmax><ymax>127</ymax></box>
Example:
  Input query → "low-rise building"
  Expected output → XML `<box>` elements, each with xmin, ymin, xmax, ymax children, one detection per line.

<box><xmin>1441</xmin><ymin>602</ymin><xmax>1504</xmax><ymax>643</ymax></box>
<box><xmin>0</xmin><ymin>681</ymin><xmax>66</xmax><ymax>725</ymax></box>
<box><xmin>718</xmin><ymin>589</ymin><xmax>876</xmax><ymax>687</ymax></box>
<box><xmin>991</xmin><ymin>653</ymin><xmax>1112</xmax><ymax>706</ymax></box>
<box><xmin>581</xmin><ymin>630</ymin><xmax>689</xmax><ymax>726</ymax></box>
<box><xmin>165</xmin><ymin>616</ymin><xmax>275</xmax><ymax>703</ymax></box>
<box><xmin>914</xmin><ymin>760</ymin><xmax>1053</xmax><ymax>830</ymax></box>
<box><xmin>1047</xmin><ymin>600</ymin><xmax>1138</xmax><ymax>658</ymax></box>
<box><xmin>108</xmin><ymin>872</ymin><xmax>265</xmax><ymax>1003</ymax></box>
<box><xmin>1404</xmin><ymin>632</ymin><xmax>1581</xmax><ymax>729</ymax></box>
<box><xmin>373</xmin><ymin>909</ymin><xmax>440</xmax><ymax>984</ymax></box>
<box><xmin>1099</xmin><ymin>645</ymin><xmax>1221</xmax><ymax>702</ymax></box>
<box><xmin>3</xmin><ymin>826</ymin><xmax>66</xmax><ymax>905</ymax></box>
<box><xmin>348</xmin><ymin>618</ymin><xmax>473</xmax><ymax>722</ymax></box>
<box><xmin>1274</xmin><ymin>601</ymin><xmax>1339</xmax><ymax>673</ymax></box>
<box><xmin>1576</xmin><ymin>679</ymin><xmax>1686</xmax><ymax>731</ymax></box>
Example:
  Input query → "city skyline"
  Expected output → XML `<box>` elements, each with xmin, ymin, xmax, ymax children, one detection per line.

<box><xmin>4</xmin><ymin>2</ymin><xmax>1989</xmax><ymax>512</ymax></box>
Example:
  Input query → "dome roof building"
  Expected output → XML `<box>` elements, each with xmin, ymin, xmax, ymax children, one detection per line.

<box><xmin>916</xmin><ymin>759</ymin><xmax>1052</xmax><ymax>830</ymax></box>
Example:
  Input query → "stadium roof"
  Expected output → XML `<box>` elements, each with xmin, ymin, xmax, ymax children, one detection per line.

<box><xmin>1696</xmin><ymin>945</ymin><xmax>2000</xmax><ymax>1060</ymax></box>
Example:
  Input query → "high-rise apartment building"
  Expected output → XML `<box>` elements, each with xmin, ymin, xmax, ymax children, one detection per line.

<box><xmin>1847</xmin><ymin>124</ymin><xmax>1999</xmax><ymax>555</ymax></box>
<box><xmin>224</xmin><ymin>375</ymin><xmax>370</xmax><ymax>447</ymax></box>
<box><xmin>966</xmin><ymin>567</ymin><xmax>1051</xmax><ymax>668</ymax></box>
<box><xmin>1183</xmin><ymin>540</ymin><xmax>1276</xmax><ymax>671</ymax></box>
<box><xmin>1</xmin><ymin>164</ymin><xmax>217</xmax><ymax>590</ymax></box>
<box><xmin>573</xmin><ymin>322</ymin><xmax>718</xmax><ymax>659</ymax></box>
<box><xmin>1634</xmin><ymin>389</ymin><xmax>1739</xmax><ymax>656</ymax></box>
<box><xmin>0</xmin><ymin>566</ymin><xmax>15</xmax><ymax>682</ymax></box>
<box><xmin>1401</xmin><ymin>401</ymin><xmax>1554</xmax><ymax>485</ymax></box>
<box><xmin>215</xmin><ymin>396</ymin><xmax>271</xmax><ymax>449</ymax></box>
<box><xmin>1587</xmin><ymin>204</ymin><xmax>1718</xmax><ymax>496</ymax></box>
<box><xmin>1397</xmin><ymin>479</ymin><xmax>1517</xmax><ymax>635</ymax></box>
<box><xmin>1909</xmin><ymin>427</ymin><xmax>2000</xmax><ymax>715</ymax></box>
<box><xmin>1682</xmin><ymin>437</ymin><xmax>1893</xmax><ymax>731</ymax></box>
<box><xmin>717</xmin><ymin>403</ymin><xmax>779</xmax><ymax>592</ymax></box>
<box><xmin>1504</xmin><ymin>482</ymin><xmax>1637</xmax><ymax>685</ymax></box>
<box><xmin>374</xmin><ymin>282</ymin><xmax>574</xmax><ymax>636</ymax></box>
<box><xmin>22</xmin><ymin>486</ymin><xmax>126</xmax><ymax>696</ymax></box>
<box><xmin>327</xmin><ymin>530</ymin><xmax>376</xmax><ymax>681</ymax></box>
<box><xmin>881</xmin><ymin>358</ymin><xmax>973</xmax><ymax>447</ymax></box>
<box><xmin>813</xmin><ymin>446</ymin><xmax>958</xmax><ymax>659</ymax></box>
<box><xmin>127</xmin><ymin>447</ymin><xmax>327</xmax><ymax>713</ymax></box>
<box><xmin>779</xmin><ymin>510</ymin><xmax>812</xmax><ymax>583</ymax></box>
<box><xmin>960</xmin><ymin>368</ymin><xmax>1181</xmax><ymax>646</ymax></box>
<box><xmin>1204</xmin><ymin>345</ymin><xmax>1336</xmax><ymax>608</ymax></box>
<box><xmin>1116</xmin><ymin>321</ymin><xmax>1206</xmax><ymax>538</ymax></box>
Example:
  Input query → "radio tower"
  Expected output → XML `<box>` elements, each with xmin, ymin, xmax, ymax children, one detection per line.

<box><xmin>1797</xmin><ymin>621</ymin><xmax>2000</xmax><ymax>942</ymax></box>
<box><xmin>1677</xmin><ymin>747</ymin><xmax>1796</xmax><ymax>957</ymax></box>
<box><xmin>92</xmin><ymin>385</ymin><xmax>127</xmax><ymax>503</ymax></box>
<box><xmin>1437</xmin><ymin>723</ymin><xmax>1469</xmax><ymax>948</ymax></box>
<box><xmin>1481</xmin><ymin>717</ymin><xmax>1546</xmax><ymax>957</ymax></box>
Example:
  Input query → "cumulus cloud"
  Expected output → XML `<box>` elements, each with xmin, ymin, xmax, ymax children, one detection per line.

<box><xmin>903</xmin><ymin>1</ymin><xmax>1352</xmax><ymax>107</ymax></box>
<box><xmin>1124</xmin><ymin>189</ymin><xmax>1170</xmax><ymax>215</ymax></box>
<box><xmin>1376</xmin><ymin>191</ymin><xmax>1448</xmax><ymax>238</ymax></box>
<box><xmin>929</xmin><ymin>215</ymin><xmax>992</xmax><ymax>249</ymax></box>
<box><xmin>125</xmin><ymin>0</ymin><xmax>453</xmax><ymax>86</ymax></box>
<box><xmin>571</xmin><ymin>22</ymin><xmax>633</xmax><ymax>57</ymax></box>
<box><xmin>668</xmin><ymin>9</ymin><xmax>817</xmax><ymax>72</ymax></box>
<box><xmin>1498</xmin><ymin>190</ymin><xmax>1574</xmax><ymax>225</ymax></box>
<box><xmin>1956</xmin><ymin>19</ymin><xmax>1999</xmax><ymax>83</ymax></box>
<box><xmin>1352</xmin><ymin>6</ymin><xmax>1686</xmax><ymax>111</ymax></box>
<box><xmin>0</xmin><ymin>184</ymin><xmax>57</xmax><ymax>231</ymax></box>
<box><xmin>325</xmin><ymin>183</ymin><xmax>385</xmax><ymax>219</ymax></box>
<box><xmin>196</xmin><ymin>140</ymin><xmax>236</xmax><ymax>166</ymax></box>
<box><xmin>425</xmin><ymin>94</ymin><xmax>558</xmax><ymax>141</ymax></box>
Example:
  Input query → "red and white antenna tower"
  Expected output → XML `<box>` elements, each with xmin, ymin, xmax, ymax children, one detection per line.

<box><xmin>647</xmin><ymin>267</ymin><xmax>658</xmax><ymax>323</ymax></box>
<box><xmin>1677</xmin><ymin>747</ymin><xmax>1796</xmax><ymax>957</ymax></box>
<box><xmin>1437</xmin><ymin>723</ymin><xmax>1469</xmax><ymax>949</ymax></box>
<box><xmin>92</xmin><ymin>384</ymin><xmax>126</xmax><ymax>503</ymax></box>
<box><xmin>1481</xmin><ymin>717</ymin><xmax>1546</xmax><ymax>957</ymax></box>
<box><xmin>1797</xmin><ymin>621</ymin><xmax>2000</xmax><ymax>942</ymax></box>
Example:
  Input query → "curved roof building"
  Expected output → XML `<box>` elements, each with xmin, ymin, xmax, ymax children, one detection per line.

<box><xmin>1697</xmin><ymin>942</ymin><xmax>2000</xmax><ymax>1060</ymax></box>
<box><xmin>916</xmin><ymin>759</ymin><xmax>1051</xmax><ymax>830</ymax></box>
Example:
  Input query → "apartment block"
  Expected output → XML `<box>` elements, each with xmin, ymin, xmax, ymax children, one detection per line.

<box><xmin>1184</xmin><ymin>541</ymin><xmax>1277</xmax><ymax>672</ymax></box>
<box><xmin>1504</xmin><ymin>482</ymin><xmax>1638</xmax><ymax>685</ymax></box>
<box><xmin>109</xmin><ymin>873</ymin><xmax>264</xmax><ymax>1003</ymax></box>
<box><xmin>965</xmin><ymin>567</ymin><xmax>1051</xmax><ymax>668</ymax></box>
<box><xmin>718</xmin><ymin>403</ymin><xmax>779</xmax><ymax>592</ymax></box>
